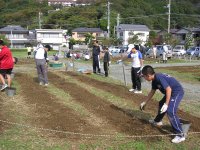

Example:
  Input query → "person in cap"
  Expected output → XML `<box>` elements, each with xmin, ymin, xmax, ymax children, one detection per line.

<box><xmin>34</xmin><ymin>42</ymin><xmax>49</xmax><ymax>86</ymax></box>
<box><xmin>140</xmin><ymin>65</ymin><xmax>186</xmax><ymax>143</ymax></box>
<box><xmin>0</xmin><ymin>40</ymin><xmax>14</xmax><ymax>90</ymax></box>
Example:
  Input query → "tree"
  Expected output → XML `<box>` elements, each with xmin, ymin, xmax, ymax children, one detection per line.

<box><xmin>69</xmin><ymin>38</ymin><xmax>76</xmax><ymax>50</ymax></box>
<box><xmin>84</xmin><ymin>33</ymin><xmax>95</xmax><ymax>45</ymax></box>
<box><xmin>128</xmin><ymin>33</ymin><xmax>142</xmax><ymax>45</ymax></box>
<box><xmin>185</xmin><ymin>32</ymin><xmax>194</xmax><ymax>50</ymax></box>
<box><xmin>0</xmin><ymin>34</ymin><xmax>10</xmax><ymax>46</ymax></box>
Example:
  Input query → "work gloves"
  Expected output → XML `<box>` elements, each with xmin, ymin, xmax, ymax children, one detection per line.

<box><xmin>140</xmin><ymin>102</ymin><xmax>146</xmax><ymax>111</ymax></box>
<box><xmin>160</xmin><ymin>103</ymin><xmax>168</xmax><ymax>114</ymax></box>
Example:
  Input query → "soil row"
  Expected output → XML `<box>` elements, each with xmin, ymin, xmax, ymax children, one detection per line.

<box><xmin>64</xmin><ymin>71</ymin><xmax>200</xmax><ymax>131</ymax></box>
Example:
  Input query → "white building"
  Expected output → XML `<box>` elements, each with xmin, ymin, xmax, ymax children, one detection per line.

<box><xmin>35</xmin><ymin>29</ymin><xmax>68</xmax><ymax>50</ymax></box>
<box><xmin>116</xmin><ymin>24</ymin><xmax>150</xmax><ymax>45</ymax></box>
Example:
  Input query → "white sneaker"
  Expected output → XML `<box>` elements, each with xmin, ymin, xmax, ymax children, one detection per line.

<box><xmin>44</xmin><ymin>83</ymin><xmax>49</xmax><ymax>86</ymax></box>
<box><xmin>129</xmin><ymin>89</ymin><xmax>136</xmax><ymax>92</ymax></box>
<box><xmin>1</xmin><ymin>84</ymin><xmax>8</xmax><ymax>91</ymax></box>
<box><xmin>39</xmin><ymin>82</ymin><xmax>43</xmax><ymax>85</ymax></box>
<box><xmin>171</xmin><ymin>136</ymin><xmax>185</xmax><ymax>143</ymax></box>
<box><xmin>134</xmin><ymin>90</ymin><xmax>142</xmax><ymax>94</ymax></box>
<box><xmin>149</xmin><ymin>119</ymin><xmax>163</xmax><ymax>126</ymax></box>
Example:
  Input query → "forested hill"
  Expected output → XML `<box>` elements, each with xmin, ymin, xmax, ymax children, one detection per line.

<box><xmin>0</xmin><ymin>0</ymin><xmax>199</xmax><ymax>35</ymax></box>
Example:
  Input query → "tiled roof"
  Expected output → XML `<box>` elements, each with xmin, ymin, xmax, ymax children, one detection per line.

<box><xmin>118</xmin><ymin>24</ymin><xmax>150</xmax><ymax>31</ymax></box>
<box><xmin>72</xmin><ymin>27</ymin><xmax>103</xmax><ymax>32</ymax></box>
<box><xmin>0</xmin><ymin>25</ymin><xmax>28</xmax><ymax>33</ymax></box>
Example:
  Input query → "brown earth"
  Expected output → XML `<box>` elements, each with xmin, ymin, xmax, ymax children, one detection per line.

<box><xmin>1</xmin><ymin>59</ymin><xmax>200</xmax><ymax>143</ymax></box>
<box><xmin>64</xmin><ymin>71</ymin><xmax>200</xmax><ymax>131</ymax></box>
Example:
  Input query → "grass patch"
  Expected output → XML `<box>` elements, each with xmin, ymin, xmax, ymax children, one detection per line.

<box><xmin>154</xmin><ymin>68</ymin><xmax>199</xmax><ymax>84</ymax></box>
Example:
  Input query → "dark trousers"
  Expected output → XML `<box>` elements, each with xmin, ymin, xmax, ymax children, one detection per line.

<box><xmin>103</xmin><ymin>62</ymin><xmax>109</xmax><ymax>77</ymax></box>
<box><xmin>93</xmin><ymin>55</ymin><xmax>100</xmax><ymax>73</ymax></box>
<box><xmin>131</xmin><ymin>67</ymin><xmax>141</xmax><ymax>90</ymax></box>
<box><xmin>155</xmin><ymin>92</ymin><xmax>184</xmax><ymax>135</ymax></box>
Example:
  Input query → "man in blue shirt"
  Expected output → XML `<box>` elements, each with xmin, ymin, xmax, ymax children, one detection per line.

<box><xmin>140</xmin><ymin>65</ymin><xmax>186</xmax><ymax>143</ymax></box>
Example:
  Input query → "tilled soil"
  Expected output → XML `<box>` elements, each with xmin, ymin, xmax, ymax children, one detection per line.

<box><xmin>15</xmin><ymin>73</ymin><xmax>103</xmax><ymax>140</ymax></box>
<box><xmin>48</xmin><ymin>72</ymin><xmax>165</xmax><ymax>137</ymax></box>
<box><xmin>1</xmin><ymin>59</ymin><xmax>200</xmax><ymax>143</ymax></box>
<box><xmin>64</xmin><ymin>71</ymin><xmax>200</xmax><ymax>132</ymax></box>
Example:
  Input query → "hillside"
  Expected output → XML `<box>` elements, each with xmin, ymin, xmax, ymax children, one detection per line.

<box><xmin>0</xmin><ymin>0</ymin><xmax>199</xmax><ymax>36</ymax></box>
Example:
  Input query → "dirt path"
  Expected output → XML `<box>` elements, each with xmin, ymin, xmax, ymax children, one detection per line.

<box><xmin>64</xmin><ymin>71</ymin><xmax>200</xmax><ymax>131</ymax></box>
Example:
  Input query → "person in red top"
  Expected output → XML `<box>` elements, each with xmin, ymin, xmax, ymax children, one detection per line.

<box><xmin>0</xmin><ymin>40</ymin><xmax>14</xmax><ymax>90</ymax></box>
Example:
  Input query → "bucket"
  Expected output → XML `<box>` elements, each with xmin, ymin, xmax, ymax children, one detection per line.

<box><xmin>180</xmin><ymin>119</ymin><xmax>191</xmax><ymax>137</ymax></box>
<box><xmin>181</xmin><ymin>123</ymin><xmax>191</xmax><ymax>137</ymax></box>
<box><xmin>5</xmin><ymin>87</ymin><xmax>16</xmax><ymax>97</ymax></box>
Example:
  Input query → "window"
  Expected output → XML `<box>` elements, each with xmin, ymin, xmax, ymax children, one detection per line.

<box><xmin>77</xmin><ymin>33</ymin><xmax>85</xmax><ymax>38</ymax></box>
<box><xmin>41</xmin><ymin>33</ymin><xmax>59</xmax><ymax>38</ymax></box>
<box><xmin>138</xmin><ymin>33</ymin><xmax>145</xmax><ymax>37</ymax></box>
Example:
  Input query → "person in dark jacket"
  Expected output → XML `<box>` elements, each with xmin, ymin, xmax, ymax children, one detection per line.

<box><xmin>103</xmin><ymin>47</ymin><xmax>110</xmax><ymax>77</ymax></box>
<box><xmin>92</xmin><ymin>40</ymin><xmax>101</xmax><ymax>73</ymax></box>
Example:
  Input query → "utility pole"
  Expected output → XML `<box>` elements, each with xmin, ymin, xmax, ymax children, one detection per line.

<box><xmin>39</xmin><ymin>11</ymin><xmax>42</xmax><ymax>29</ymax></box>
<box><xmin>107</xmin><ymin>0</ymin><xmax>110</xmax><ymax>38</ymax></box>
<box><xmin>10</xmin><ymin>29</ymin><xmax>13</xmax><ymax>48</ymax></box>
<box><xmin>167</xmin><ymin>0</ymin><xmax>171</xmax><ymax>33</ymax></box>
<box><xmin>116</xmin><ymin>13</ymin><xmax>120</xmax><ymax>39</ymax></box>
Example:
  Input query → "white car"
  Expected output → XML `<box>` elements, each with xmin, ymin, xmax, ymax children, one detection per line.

<box><xmin>173</xmin><ymin>45</ymin><xmax>186</xmax><ymax>56</ymax></box>
<box><xmin>108</xmin><ymin>46</ymin><xmax>121</xmax><ymax>53</ymax></box>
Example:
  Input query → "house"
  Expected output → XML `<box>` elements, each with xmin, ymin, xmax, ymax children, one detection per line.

<box><xmin>175</xmin><ymin>28</ymin><xmax>200</xmax><ymax>46</ymax></box>
<box><xmin>0</xmin><ymin>25</ymin><xmax>35</xmax><ymax>48</ymax></box>
<box><xmin>116</xmin><ymin>24</ymin><xmax>150</xmax><ymax>45</ymax></box>
<box><xmin>46</xmin><ymin>0</ymin><xmax>91</xmax><ymax>7</ymax></box>
<box><xmin>156</xmin><ymin>28</ymin><xmax>200</xmax><ymax>46</ymax></box>
<box><xmin>72</xmin><ymin>27</ymin><xmax>105</xmax><ymax>42</ymax></box>
<box><xmin>35</xmin><ymin>29</ymin><xmax>68</xmax><ymax>50</ymax></box>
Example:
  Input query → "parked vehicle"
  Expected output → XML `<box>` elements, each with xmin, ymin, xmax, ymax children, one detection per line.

<box><xmin>146</xmin><ymin>45</ymin><xmax>172</xmax><ymax>59</ymax></box>
<box><xmin>186</xmin><ymin>47</ymin><xmax>200</xmax><ymax>57</ymax></box>
<box><xmin>145</xmin><ymin>48</ymin><xmax>153</xmax><ymax>58</ymax></box>
<box><xmin>108</xmin><ymin>46</ymin><xmax>121</xmax><ymax>53</ymax></box>
<box><xmin>194</xmin><ymin>47</ymin><xmax>200</xmax><ymax>57</ymax></box>
<box><xmin>119</xmin><ymin>45</ymin><xmax>128</xmax><ymax>53</ymax></box>
<box><xmin>172</xmin><ymin>45</ymin><xmax>186</xmax><ymax>56</ymax></box>
<box><xmin>156</xmin><ymin>45</ymin><xmax>173</xmax><ymax>59</ymax></box>
<box><xmin>186</xmin><ymin>47</ymin><xmax>196</xmax><ymax>55</ymax></box>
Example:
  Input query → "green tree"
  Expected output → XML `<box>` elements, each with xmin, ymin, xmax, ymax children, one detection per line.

<box><xmin>0</xmin><ymin>34</ymin><xmax>10</xmax><ymax>46</ymax></box>
<box><xmin>185</xmin><ymin>32</ymin><xmax>194</xmax><ymax>50</ymax></box>
<box><xmin>128</xmin><ymin>33</ymin><xmax>142</xmax><ymax>45</ymax></box>
<box><xmin>84</xmin><ymin>33</ymin><xmax>95</xmax><ymax>45</ymax></box>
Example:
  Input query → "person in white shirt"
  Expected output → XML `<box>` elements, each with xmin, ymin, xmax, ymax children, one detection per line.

<box><xmin>163</xmin><ymin>44</ymin><xmax>168</xmax><ymax>63</ymax></box>
<box><xmin>34</xmin><ymin>42</ymin><xmax>48</xmax><ymax>86</ymax></box>
<box><xmin>152</xmin><ymin>45</ymin><xmax>157</xmax><ymax>59</ymax></box>
<box><xmin>128</xmin><ymin>47</ymin><xmax>143</xmax><ymax>93</ymax></box>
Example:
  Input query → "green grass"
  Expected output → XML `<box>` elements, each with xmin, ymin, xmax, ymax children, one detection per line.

<box><xmin>11</xmin><ymin>49</ymin><xmax>61</xmax><ymax>58</ymax></box>
<box><xmin>154</xmin><ymin>68</ymin><xmax>199</xmax><ymax>84</ymax></box>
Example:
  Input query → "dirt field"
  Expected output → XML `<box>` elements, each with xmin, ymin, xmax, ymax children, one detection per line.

<box><xmin>1</xmin><ymin>59</ymin><xmax>200</xmax><ymax>148</ymax></box>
